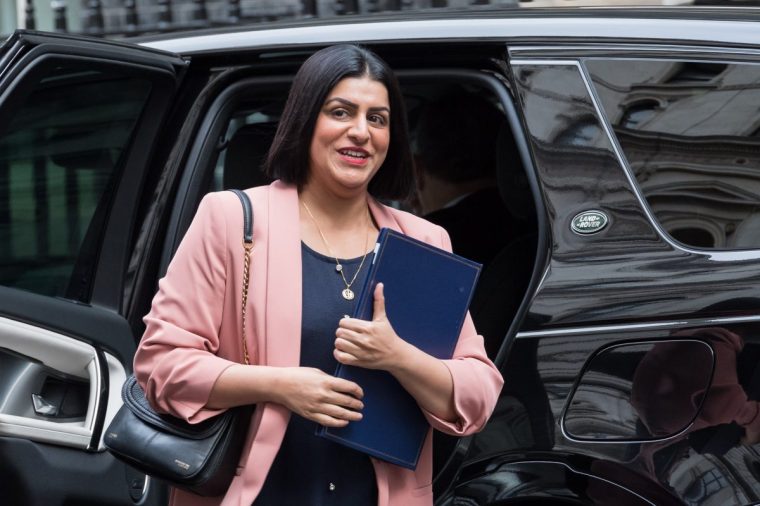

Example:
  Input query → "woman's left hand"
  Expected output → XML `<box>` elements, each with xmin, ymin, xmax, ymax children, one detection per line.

<box><xmin>336</xmin><ymin>282</ymin><xmax>458</xmax><ymax>421</ymax></box>
<box><xmin>334</xmin><ymin>283</ymin><xmax>408</xmax><ymax>371</ymax></box>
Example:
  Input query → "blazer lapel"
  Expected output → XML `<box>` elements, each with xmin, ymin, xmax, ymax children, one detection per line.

<box><xmin>368</xmin><ymin>197</ymin><xmax>403</xmax><ymax>234</ymax></box>
<box><xmin>232</xmin><ymin>182</ymin><xmax>303</xmax><ymax>505</ymax></box>
<box><xmin>265</xmin><ymin>180</ymin><xmax>302</xmax><ymax>368</ymax></box>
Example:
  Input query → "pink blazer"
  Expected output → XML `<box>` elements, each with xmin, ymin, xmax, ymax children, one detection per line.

<box><xmin>134</xmin><ymin>181</ymin><xmax>504</xmax><ymax>506</ymax></box>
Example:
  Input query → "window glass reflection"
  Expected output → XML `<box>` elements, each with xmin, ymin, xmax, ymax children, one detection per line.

<box><xmin>586</xmin><ymin>59</ymin><xmax>760</xmax><ymax>250</ymax></box>
<box><xmin>564</xmin><ymin>339</ymin><xmax>714</xmax><ymax>441</ymax></box>
<box><xmin>0</xmin><ymin>63</ymin><xmax>152</xmax><ymax>299</ymax></box>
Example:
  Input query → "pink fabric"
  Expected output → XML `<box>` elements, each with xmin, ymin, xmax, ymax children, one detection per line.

<box><xmin>632</xmin><ymin>327</ymin><xmax>760</xmax><ymax>437</ymax></box>
<box><xmin>134</xmin><ymin>181</ymin><xmax>503</xmax><ymax>506</ymax></box>
<box><xmin>627</xmin><ymin>327</ymin><xmax>760</xmax><ymax>481</ymax></box>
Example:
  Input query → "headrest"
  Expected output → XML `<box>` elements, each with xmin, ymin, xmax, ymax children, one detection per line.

<box><xmin>223</xmin><ymin>123</ymin><xmax>276</xmax><ymax>190</ymax></box>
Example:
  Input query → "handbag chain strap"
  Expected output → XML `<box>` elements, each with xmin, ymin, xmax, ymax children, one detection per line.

<box><xmin>230</xmin><ymin>189</ymin><xmax>254</xmax><ymax>366</ymax></box>
<box><xmin>241</xmin><ymin>240</ymin><xmax>252</xmax><ymax>366</ymax></box>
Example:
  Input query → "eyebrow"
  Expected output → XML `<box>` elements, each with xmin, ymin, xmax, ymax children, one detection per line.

<box><xmin>324</xmin><ymin>97</ymin><xmax>390</xmax><ymax>114</ymax></box>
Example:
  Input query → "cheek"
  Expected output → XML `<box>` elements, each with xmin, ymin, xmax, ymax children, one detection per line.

<box><xmin>311</xmin><ymin>117</ymin><xmax>338</xmax><ymax>149</ymax></box>
<box><xmin>376</xmin><ymin>131</ymin><xmax>391</xmax><ymax>156</ymax></box>
<box><xmin>308</xmin><ymin>139</ymin><xmax>320</xmax><ymax>168</ymax></box>
<box><xmin>310</xmin><ymin>126</ymin><xmax>332</xmax><ymax>160</ymax></box>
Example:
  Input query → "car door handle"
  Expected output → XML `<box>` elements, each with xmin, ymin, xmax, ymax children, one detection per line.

<box><xmin>31</xmin><ymin>393</ymin><xmax>59</xmax><ymax>417</ymax></box>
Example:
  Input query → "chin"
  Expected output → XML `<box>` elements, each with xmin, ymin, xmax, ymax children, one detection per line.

<box><xmin>333</xmin><ymin>171</ymin><xmax>374</xmax><ymax>189</ymax></box>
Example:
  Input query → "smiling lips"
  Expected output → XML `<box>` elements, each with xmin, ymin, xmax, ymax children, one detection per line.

<box><xmin>338</xmin><ymin>147</ymin><xmax>370</xmax><ymax>165</ymax></box>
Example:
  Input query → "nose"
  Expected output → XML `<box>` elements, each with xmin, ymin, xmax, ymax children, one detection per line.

<box><xmin>348</xmin><ymin>117</ymin><xmax>369</xmax><ymax>143</ymax></box>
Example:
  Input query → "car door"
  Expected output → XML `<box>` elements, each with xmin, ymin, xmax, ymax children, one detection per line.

<box><xmin>0</xmin><ymin>30</ymin><xmax>186</xmax><ymax>505</ymax></box>
<box><xmin>446</xmin><ymin>42</ymin><xmax>760</xmax><ymax>505</ymax></box>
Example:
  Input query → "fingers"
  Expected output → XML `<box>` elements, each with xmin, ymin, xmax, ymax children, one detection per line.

<box><xmin>283</xmin><ymin>367</ymin><xmax>367</xmax><ymax>425</ymax></box>
<box><xmin>335</xmin><ymin>334</ymin><xmax>363</xmax><ymax>354</ymax></box>
<box><xmin>334</xmin><ymin>329</ymin><xmax>369</xmax><ymax>366</ymax></box>
<box><xmin>309</xmin><ymin>379</ymin><xmax>364</xmax><ymax>427</ymax></box>
<box><xmin>312</xmin><ymin>402</ymin><xmax>363</xmax><ymax>424</ymax></box>
<box><xmin>330</xmin><ymin>391</ymin><xmax>365</xmax><ymax>413</ymax></box>
<box><xmin>335</xmin><ymin>313</ymin><xmax>397</xmax><ymax>370</ymax></box>
<box><xmin>334</xmin><ymin>347</ymin><xmax>358</xmax><ymax>365</ymax></box>
<box><xmin>312</xmin><ymin>409</ymin><xmax>359</xmax><ymax>428</ymax></box>
<box><xmin>329</xmin><ymin>375</ymin><xmax>364</xmax><ymax>400</ymax></box>
<box><xmin>338</xmin><ymin>317</ymin><xmax>371</xmax><ymax>333</ymax></box>
<box><xmin>335</xmin><ymin>326</ymin><xmax>369</xmax><ymax>354</ymax></box>
<box><xmin>372</xmin><ymin>282</ymin><xmax>386</xmax><ymax>321</ymax></box>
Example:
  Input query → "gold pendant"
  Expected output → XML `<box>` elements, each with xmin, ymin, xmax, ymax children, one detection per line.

<box><xmin>342</xmin><ymin>288</ymin><xmax>354</xmax><ymax>300</ymax></box>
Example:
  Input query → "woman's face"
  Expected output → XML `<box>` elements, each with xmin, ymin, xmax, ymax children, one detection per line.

<box><xmin>307</xmin><ymin>76</ymin><xmax>390</xmax><ymax>197</ymax></box>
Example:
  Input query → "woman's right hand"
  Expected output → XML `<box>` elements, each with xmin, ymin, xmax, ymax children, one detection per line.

<box><xmin>274</xmin><ymin>367</ymin><xmax>364</xmax><ymax>428</ymax></box>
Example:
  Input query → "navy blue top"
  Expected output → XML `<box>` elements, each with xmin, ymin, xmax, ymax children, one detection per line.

<box><xmin>253</xmin><ymin>242</ymin><xmax>376</xmax><ymax>505</ymax></box>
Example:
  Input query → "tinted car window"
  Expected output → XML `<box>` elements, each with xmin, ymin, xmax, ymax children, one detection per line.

<box><xmin>586</xmin><ymin>59</ymin><xmax>760</xmax><ymax>250</ymax></box>
<box><xmin>211</xmin><ymin>107</ymin><xmax>278</xmax><ymax>192</ymax></box>
<box><xmin>0</xmin><ymin>63</ymin><xmax>152</xmax><ymax>299</ymax></box>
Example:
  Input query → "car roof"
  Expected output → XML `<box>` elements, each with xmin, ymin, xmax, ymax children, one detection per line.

<box><xmin>136</xmin><ymin>7</ymin><xmax>760</xmax><ymax>56</ymax></box>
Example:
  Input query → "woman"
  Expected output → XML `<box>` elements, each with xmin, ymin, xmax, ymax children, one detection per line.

<box><xmin>134</xmin><ymin>44</ymin><xmax>503</xmax><ymax>506</ymax></box>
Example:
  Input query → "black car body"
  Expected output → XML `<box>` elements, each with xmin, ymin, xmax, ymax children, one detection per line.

<box><xmin>1</xmin><ymin>7</ymin><xmax>760</xmax><ymax>505</ymax></box>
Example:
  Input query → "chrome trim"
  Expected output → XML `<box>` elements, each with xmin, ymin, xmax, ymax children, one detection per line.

<box><xmin>140</xmin><ymin>18</ymin><xmax>760</xmax><ymax>55</ymax></box>
<box><xmin>509</xmin><ymin>59</ymin><xmax>579</xmax><ymax>66</ymax></box>
<box><xmin>510</xmin><ymin>43</ymin><xmax>760</xmax><ymax>57</ymax></box>
<box><xmin>143</xmin><ymin>475</ymin><xmax>151</xmax><ymax>498</ymax></box>
<box><xmin>516</xmin><ymin>313</ymin><xmax>760</xmax><ymax>338</ymax></box>
<box><xmin>517</xmin><ymin>313</ymin><xmax>760</xmax><ymax>338</ymax></box>
<box><xmin>516</xmin><ymin>320</ymin><xmax>691</xmax><ymax>338</ymax></box>
<box><xmin>560</xmin><ymin>411</ymin><xmax>696</xmax><ymax>447</ymax></box>
<box><xmin>559</xmin><ymin>338</ymin><xmax>714</xmax><ymax>445</ymax></box>
<box><xmin>97</xmin><ymin>353</ymin><xmax>127</xmax><ymax>450</ymax></box>
<box><xmin>483</xmin><ymin>460</ymin><xmax>656</xmax><ymax>505</ymax></box>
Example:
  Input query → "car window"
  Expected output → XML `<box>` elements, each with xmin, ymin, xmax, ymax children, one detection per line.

<box><xmin>210</xmin><ymin>106</ymin><xmax>278</xmax><ymax>192</ymax></box>
<box><xmin>0</xmin><ymin>62</ymin><xmax>152</xmax><ymax>300</ymax></box>
<box><xmin>586</xmin><ymin>59</ymin><xmax>760</xmax><ymax>250</ymax></box>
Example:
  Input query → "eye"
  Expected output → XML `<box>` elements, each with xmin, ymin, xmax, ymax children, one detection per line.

<box><xmin>330</xmin><ymin>108</ymin><xmax>350</xmax><ymax>119</ymax></box>
<box><xmin>369</xmin><ymin>113</ymin><xmax>388</xmax><ymax>126</ymax></box>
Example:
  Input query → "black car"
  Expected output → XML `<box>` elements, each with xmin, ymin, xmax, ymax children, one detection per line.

<box><xmin>2</xmin><ymin>7</ymin><xmax>760</xmax><ymax>505</ymax></box>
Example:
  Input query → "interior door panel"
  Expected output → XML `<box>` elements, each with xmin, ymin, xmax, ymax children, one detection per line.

<box><xmin>0</xmin><ymin>316</ymin><xmax>127</xmax><ymax>450</ymax></box>
<box><xmin>0</xmin><ymin>437</ymin><xmax>164</xmax><ymax>505</ymax></box>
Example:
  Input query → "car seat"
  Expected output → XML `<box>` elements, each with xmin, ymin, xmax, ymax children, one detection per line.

<box><xmin>222</xmin><ymin>123</ymin><xmax>276</xmax><ymax>190</ymax></box>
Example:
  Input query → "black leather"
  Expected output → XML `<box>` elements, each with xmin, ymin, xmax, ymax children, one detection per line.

<box><xmin>230</xmin><ymin>189</ymin><xmax>253</xmax><ymax>244</ymax></box>
<box><xmin>105</xmin><ymin>376</ymin><xmax>252</xmax><ymax>497</ymax></box>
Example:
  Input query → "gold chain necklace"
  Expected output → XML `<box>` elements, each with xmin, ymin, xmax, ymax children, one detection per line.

<box><xmin>301</xmin><ymin>199</ymin><xmax>371</xmax><ymax>301</ymax></box>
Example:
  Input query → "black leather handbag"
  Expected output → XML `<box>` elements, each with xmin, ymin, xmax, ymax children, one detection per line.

<box><xmin>105</xmin><ymin>189</ymin><xmax>255</xmax><ymax>497</ymax></box>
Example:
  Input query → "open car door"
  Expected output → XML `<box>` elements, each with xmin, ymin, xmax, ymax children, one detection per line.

<box><xmin>0</xmin><ymin>30</ymin><xmax>186</xmax><ymax>505</ymax></box>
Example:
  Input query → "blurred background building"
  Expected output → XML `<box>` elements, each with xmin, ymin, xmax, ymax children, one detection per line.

<box><xmin>0</xmin><ymin>0</ymin><xmax>528</xmax><ymax>38</ymax></box>
<box><xmin>0</xmin><ymin>0</ymin><xmax>700</xmax><ymax>39</ymax></box>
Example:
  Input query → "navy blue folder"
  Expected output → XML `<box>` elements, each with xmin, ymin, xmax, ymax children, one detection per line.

<box><xmin>316</xmin><ymin>228</ymin><xmax>481</xmax><ymax>469</ymax></box>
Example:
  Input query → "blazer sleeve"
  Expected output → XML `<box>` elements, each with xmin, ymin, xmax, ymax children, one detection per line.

<box><xmin>133</xmin><ymin>192</ymin><xmax>237</xmax><ymax>423</ymax></box>
<box><xmin>421</xmin><ymin>226</ymin><xmax>504</xmax><ymax>435</ymax></box>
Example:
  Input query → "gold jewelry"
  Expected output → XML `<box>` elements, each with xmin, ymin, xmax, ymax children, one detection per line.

<box><xmin>301</xmin><ymin>199</ymin><xmax>371</xmax><ymax>301</ymax></box>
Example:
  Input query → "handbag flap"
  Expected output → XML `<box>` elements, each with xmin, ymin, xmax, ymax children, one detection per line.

<box><xmin>122</xmin><ymin>375</ymin><xmax>232</xmax><ymax>440</ymax></box>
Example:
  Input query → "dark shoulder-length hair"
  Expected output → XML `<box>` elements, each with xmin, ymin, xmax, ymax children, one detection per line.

<box><xmin>263</xmin><ymin>44</ymin><xmax>415</xmax><ymax>201</ymax></box>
